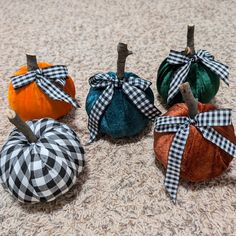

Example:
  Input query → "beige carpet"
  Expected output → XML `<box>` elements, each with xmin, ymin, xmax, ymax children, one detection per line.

<box><xmin>0</xmin><ymin>0</ymin><xmax>236</xmax><ymax>235</ymax></box>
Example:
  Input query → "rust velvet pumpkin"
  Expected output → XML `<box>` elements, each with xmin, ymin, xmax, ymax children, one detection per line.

<box><xmin>8</xmin><ymin>61</ymin><xmax>76</xmax><ymax>121</ymax></box>
<box><xmin>154</xmin><ymin>102</ymin><xmax>236</xmax><ymax>182</ymax></box>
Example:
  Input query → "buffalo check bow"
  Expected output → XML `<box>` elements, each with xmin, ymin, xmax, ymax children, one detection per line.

<box><xmin>87</xmin><ymin>73</ymin><xmax>162</xmax><ymax>144</ymax></box>
<box><xmin>166</xmin><ymin>49</ymin><xmax>229</xmax><ymax>104</ymax></box>
<box><xmin>155</xmin><ymin>109</ymin><xmax>236</xmax><ymax>203</ymax></box>
<box><xmin>11</xmin><ymin>65</ymin><xmax>79</xmax><ymax>108</ymax></box>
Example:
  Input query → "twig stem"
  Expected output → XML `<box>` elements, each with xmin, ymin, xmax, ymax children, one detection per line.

<box><xmin>185</xmin><ymin>24</ymin><xmax>195</xmax><ymax>55</ymax></box>
<box><xmin>7</xmin><ymin>109</ymin><xmax>38</xmax><ymax>143</ymax></box>
<box><xmin>179</xmin><ymin>82</ymin><xmax>198</xmax><ymax>118</ymax></box>
<box><xmin>26</xmin><ymin>54</ymin><xmax>39</xmax><ymax>71</ymax></box>
<box><xmin>117</xmin><ymin>43</ymin><xmax>132</xmax><ymax>79</ymax></box>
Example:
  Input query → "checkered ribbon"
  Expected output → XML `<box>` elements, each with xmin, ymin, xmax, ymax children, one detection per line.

<box><xmin>11</xmin><ymin>65</ymin><xmax>79</xmax><ymax>107</ymax></box>
<box><xmin>166</xmin><ymin>50</ymin><xmax>229</xmax><ymax>104</ymax></box>
<box><xmin>155</xmin><ymin>109</ymin><xmax>236</xmax><ymax>203</ymax></box>
<box><xmin>87</xmin><ymin>73</ymin><xmax>162</xmax><ymax>144</ymax></box>
<box><xmin>0</xmin><ymin>118</ymin><xmax>85</xmax><ymax>203</ymax></box>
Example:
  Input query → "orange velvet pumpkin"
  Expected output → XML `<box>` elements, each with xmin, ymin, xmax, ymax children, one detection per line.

<box><xmin>8</xmin><ymin>62</ymin><xmax>76</xmax><ymax>121</ymax></box>
<box><xmin>154</xmin><ymin>102</ymin><xmax>236</xmax><ymax>182</ymax></box>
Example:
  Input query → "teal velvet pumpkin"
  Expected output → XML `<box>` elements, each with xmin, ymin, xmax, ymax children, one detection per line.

<box><xmin>86</xmin><ymin>72</ymin><xmax>154</xmax><ymax>138</ymax></box>
<box><xmin>157</xmin><ymin>58</ymin><xmax>220</xmax><ymax>105</ymax></box>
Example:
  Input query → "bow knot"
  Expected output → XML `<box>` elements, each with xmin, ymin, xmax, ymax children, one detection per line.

<box><xmin>87</xmin><ymin>72</ymin><xmax>161</xmax><ymax>144</ymax></box>
<box><xmin>35</xmin><ymin>68</ymin><xmax>43</xmax><ymax>75</ymax></box>
<box><xmin>166</xmin><ymin>49</ymin><xmax>229</xmax><ymax>104</ymax></box>
<box><xmin>155</xmin><ymin>109</ymin><xmax>236</xmax><ymax>203</ymax></box>
<box><xmin>188</xmin><ymin>118</ymin><xmax>196</xmax><ymax>125</ymax></box>
<box><xmin>11</xmin><ymin>65</ymin><xmax>79</xmax><ymax>107</ymax></box>
<box><xmin>112</xmin><ymin>77</ymin><xmax>125</xmax><ymax>88</ymax></box>
<box><xmin>190</xmin><ymin>54</ymin><xmax>198</xmax><ymax>62</ymax></box>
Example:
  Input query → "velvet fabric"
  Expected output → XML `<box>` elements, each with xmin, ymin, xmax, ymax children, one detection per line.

<box><xmin>86</xmin><ymin>71</ymin><xmax>154</xmax><ymax>138</ymax></box>
<box><xmin>157</xmin><ymin>58</ymin><xmax>220</xmax><ymax>105</ymax></box>
<box><xmin>8</xmin><ymin>62</ymin><xmax>76</xmax><ymax>121</ymax></box>
<box><xmin>154</xmin><ymin>102</ymin><xmax>236</xmax><ymax>182</ymax></box>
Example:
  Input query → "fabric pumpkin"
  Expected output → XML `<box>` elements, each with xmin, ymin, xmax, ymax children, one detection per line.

<box><xmin>85</xmin><ymin>43</ymin><xmax>161</xmax><ymax>143</ymax></box>
<box><xmin>86</xmin><ymin>71</ymin><xmax>155</xmax><ymax>138</ymax></box>
<box><xmin>156</xmin><ymin>25</ymin><xmax>229</xmax><ymax>105</ymax></box>
<box><xmin>0</xmin><ymin>117</ymin><xmax>85</xmax><ymax>203</ymax></box>
<box><xmin>157</xmin><ymin>58</ymin><xmax>220</xmax><ymax>104</ymax></box>
<box><xmin>154</xmin><ymin>102</ymin><xmax>236</xmax><ymax>182</ymax></box>
<box><xmin>8</xmin><ymin>62</ymin><xmax>76</xmax><ymax>121</ymax></box>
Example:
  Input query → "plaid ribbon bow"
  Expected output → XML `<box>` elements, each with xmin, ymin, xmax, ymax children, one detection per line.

<box><xmin>167</xmin><ymin>50</ymin><xmax>229</xmax><ymax>104</ymax></box>
<box><xmin>87</xmin><ymin>73</ymin><xmax>162</xmax><ymax>144</ymax></box>
<box><xmin>11</xmin><ymin>65</ymin><xmax>79</xmax><ymax>107</ymax></box>
<box><xmin>155</xmin><ymin>109</ymin><xmax>236</xmax><ymax>203</ymax></box>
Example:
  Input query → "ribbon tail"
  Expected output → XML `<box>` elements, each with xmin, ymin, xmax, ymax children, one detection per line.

<box><xmin>36</xmin><ymin>76</ymin><xmax>79</xmax><ymax>108</ymax></box>
<box><xmin>198</xmin><ymin>127</ymin><xmax>236</xmax><ymax>158</ymax></box>
<box><xmin>164</xmin><ymin>125</ymin><xmax>190</xmax><ymax>203</ymax></box>
<box><xmin>123</xmin><ymin>83</ymin><xmax>161</xmax><ymax>121</ymax></box>
<box><xmin>167</xmin><ymin>62</ymin><xmax>191</xmax><ymax>104</ymax></box>
<box><xmin>85</xmin><ymin>139</ymin><xmax>93</xmax><ymax>146</ymax></box>
<box><xmin>87</xmin><ymin>85</ymin><xmax>114</xmax><ymax>144</ymax></box>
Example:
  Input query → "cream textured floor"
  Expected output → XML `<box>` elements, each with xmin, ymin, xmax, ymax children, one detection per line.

<box><xmin>0</xmin><ymin>0</ymin><xmax>236</xmax><ymax>235</ymax></box>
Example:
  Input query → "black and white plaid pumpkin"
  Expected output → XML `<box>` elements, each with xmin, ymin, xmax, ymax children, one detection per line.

<box><xmin>0</xmin><ymin>118</ymin><xmax>85</xmax><ymax>203</ymax></box>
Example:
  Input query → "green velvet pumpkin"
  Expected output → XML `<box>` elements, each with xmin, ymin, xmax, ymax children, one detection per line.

<box><xmin>157</xmin><ymin>58</ymin><xmax>220</xmax><ymax>105</ymax></box>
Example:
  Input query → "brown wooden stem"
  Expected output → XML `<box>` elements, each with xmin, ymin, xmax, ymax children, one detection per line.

<box><xmin>179</xmin><ymin>82</ymin><xmax>198</xmax><ymax>118</ymax></box>
<box><xmin>117</xmin><ymin>43</ymin><xmax>133</xmax><ymax>79</ymax></box>
<box><xmin>185</xmin><ymin>24</ymin><xmax>195</xmax><ymax>56</ymax></box>
<box><xmin>7</xmin><ymin>109</ymin><xmax>38</xmax><ymax>143</ymax></box>
<box><xmin>26</xmin><ymin>54</ymin><xmax>39</xmax><ymax>71</ymax></box>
